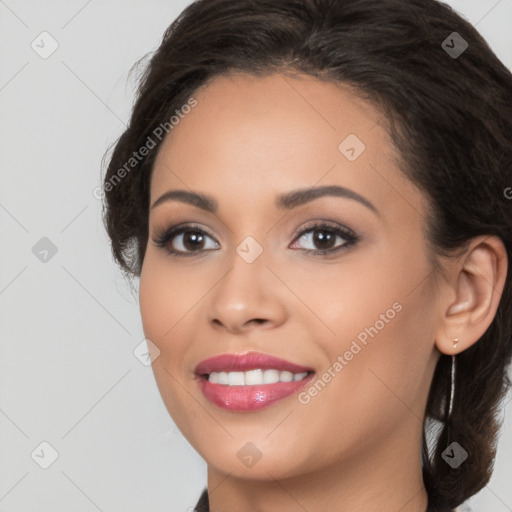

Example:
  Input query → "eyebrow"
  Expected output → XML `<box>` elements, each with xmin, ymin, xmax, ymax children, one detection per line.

<box><xmin>150</xmin><ymin>185</ymin><xmax>379</xmax><ymax>216</ymax></box>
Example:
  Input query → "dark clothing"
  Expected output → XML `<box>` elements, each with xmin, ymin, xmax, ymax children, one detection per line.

<box><xmin>194</xmin><ymin>488</ymin><xmax>209</xmax><ymax>512</ymax></box>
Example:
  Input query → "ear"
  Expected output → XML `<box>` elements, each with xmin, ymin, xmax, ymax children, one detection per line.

<box><xmin>435</xmin><ymin>235</ymin><xmax>508</xmax><ymax>355</ymax></box>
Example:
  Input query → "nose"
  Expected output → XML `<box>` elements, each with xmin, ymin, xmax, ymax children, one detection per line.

<box><xmin>206</xmin><ymin>250</ymin><xmax>288</xmax><ymax>334</ymax></box>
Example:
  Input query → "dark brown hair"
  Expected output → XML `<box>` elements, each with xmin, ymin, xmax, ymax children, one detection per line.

<box><xmin>102</xmin><ymin>0</ymin><xmax>512</xmax><ymax>510</ymax></box>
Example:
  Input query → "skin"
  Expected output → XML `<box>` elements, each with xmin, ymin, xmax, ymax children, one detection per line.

<box><xmin>138</xmin><ymin>72</ymin><xmax>507</xmax><ymax>512</ymax></box>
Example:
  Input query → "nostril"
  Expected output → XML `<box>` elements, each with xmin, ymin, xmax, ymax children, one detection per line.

<box><xmin>251</xmin><ymin>318</ymin><xmax>267</xmax><ymax>325</ymax></box>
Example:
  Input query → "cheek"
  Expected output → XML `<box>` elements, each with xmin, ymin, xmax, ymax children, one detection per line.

<box><xmin>138</xmin><ymin>257</ymin><xmax>192</xmax><ymax>387</ymax></box>
<box><xmin>139</xmin><ymin>255</ymin><xmax>201</xmax><ymax>342</ymax></box>
<box><xmin>316</xmin><ymin>233</ymin><xmax>436</xmax><ymax>341</ymax></box>
<box><xmin>287</xmin><ymin>254</ymin><xmax>411</xmax><ymax>343</ymax></box>
<box><xmin>139</xmin><ymin>258</ymin><xmax>197</xmax><ymax>426</ymax></box>
<box><xmin>310</xmin><ymin>239</ymin><xmax>438</xmax><ymax>403</ymax></box>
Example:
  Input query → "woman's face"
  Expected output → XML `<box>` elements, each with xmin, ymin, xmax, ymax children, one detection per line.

<box><xmin>139</xmin><ymin>72</ymin><xmax>442</xmax><ymax>481</ymax></box>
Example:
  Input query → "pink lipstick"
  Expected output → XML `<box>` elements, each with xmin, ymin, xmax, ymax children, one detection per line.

<box><xmin>195</xmin><ymin>351</ymin><xmax>315</xmax><ymax>412</ymax></box>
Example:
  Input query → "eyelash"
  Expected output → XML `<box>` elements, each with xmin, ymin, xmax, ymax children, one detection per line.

<box><xmin>151</xmin><ymin>221</ymin><xmax>359</xmax><ymax>258</ymax></box>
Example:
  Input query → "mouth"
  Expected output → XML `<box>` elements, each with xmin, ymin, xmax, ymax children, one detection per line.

<box><xmin>194</xmin><ymin>351</ymin><xmax>315</xmax><ymax>412</ymax></box>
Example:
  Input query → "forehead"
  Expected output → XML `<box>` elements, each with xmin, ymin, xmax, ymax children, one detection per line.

<box><xmin>149</xmin><ymin>72</ymin><xmax>424</xmax><ymax>221</ymax></box>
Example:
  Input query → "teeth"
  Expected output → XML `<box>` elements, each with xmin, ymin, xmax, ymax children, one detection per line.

<box><xmin>207</xmin><ymin>369</ymin><xmax>309</xmax><ymax>386</ymax></box>
<box><xmin>245</xmin><ymin>369</ymin><xmax>263</xmax><ymax>385</ymax></box>
<box><xmin>228</xmin><ymin>372</ymin><xmax>245</xmax><ymax>386</ymax></box>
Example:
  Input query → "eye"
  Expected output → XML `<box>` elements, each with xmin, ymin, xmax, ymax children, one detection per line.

<box><xmin>289</xmin><ymin>222</ymin><xmax>358</xmax><ymax>256</ymax></box>
<box><xmin>152</xmin><ymin>223</ymin><xmax>219</xmax><ymax>257</ymax></box>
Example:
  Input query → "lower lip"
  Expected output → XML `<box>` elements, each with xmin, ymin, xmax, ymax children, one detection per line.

<box><xmin>198</xmin><ymin>373</ymin><xmax>315</xmax><ymax>411</ymax></box>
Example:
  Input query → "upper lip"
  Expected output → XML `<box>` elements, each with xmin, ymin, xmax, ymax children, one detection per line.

<box><xmin>194</xmin><ymin>351</ymin><xmax>314</xmax><ymax>375</ymax></box>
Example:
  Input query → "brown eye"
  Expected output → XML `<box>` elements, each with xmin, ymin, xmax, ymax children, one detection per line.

<box><xmin>152</xmin><ymin>223</ymin><xmax>220</xmax><ymax>257</ymax></box>
<box><xmin>178</xmin><ymin>229</ymin><xmax>207</xmax><ymax>251</ymax></box>
<box><xmin>290</xmin><ymin>223</ymin><xmax>358</xmax><ymax>255</ymax></box>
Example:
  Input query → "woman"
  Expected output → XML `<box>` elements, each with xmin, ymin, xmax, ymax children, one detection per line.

<box><xmin>101</xmin><ymin>0</ymin><xmax>512</xmax><ymax>510</ymax></box>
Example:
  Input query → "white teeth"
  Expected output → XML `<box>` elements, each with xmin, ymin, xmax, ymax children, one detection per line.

<box><xmin>228</xmin><ymin>371</ymin><xmax>245</xmax><ymax>386</ymax></box>
<box><xmin>245</xmin><ymin>369</ymin><xmax>263</xmax><ymax>385</ymax></box>
<box><xmin>263</xmin><ymin>369</ymin><xmax>280</xmax><ymax>384</ymax></box>
<box><xmin>218</xmin><ymin>372</ymin><xmax>229</xmax><ymax>385</ymax></box>
<box><xmin>280</xmin><ymin>371</ymin><xmax>294</xmax><ymax>382</ymax></box>
<box><xmin>207</xmin><ymin>369</ymin><xmax>310</xmax><ymax>386</ymax></box>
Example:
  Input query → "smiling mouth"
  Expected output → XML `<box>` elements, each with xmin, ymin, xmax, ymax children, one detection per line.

<box><xmin>194</xmin><ymin>351</ymin><xmax>316</xmax><ymax>411</ymax></box>
<box><xmin>197</xmin><ymin>370</ymin><xmax>315</xmax><ymax>412</ymax></box>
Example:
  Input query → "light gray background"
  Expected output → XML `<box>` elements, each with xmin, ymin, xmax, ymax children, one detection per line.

<box><xmin>1</xmin><ymin>1</ymin><xmax>511</xmax><ymax>511</ymax></box>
